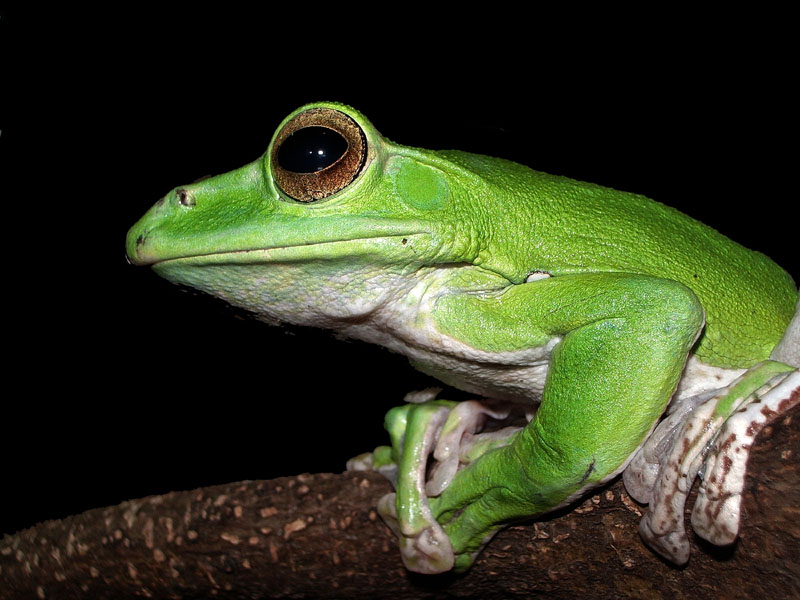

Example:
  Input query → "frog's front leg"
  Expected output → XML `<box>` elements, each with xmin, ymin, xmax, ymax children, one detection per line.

<box><xmin>350</xmin><ymin>396</ymin><xmax>526</xmax><ymax>573</ymax></box>
<box><xmin>409</xmin><ymin>272</ymin><xmax>705</xmax><ymax>573</ymax></box>
<box><xmin>346</xmin><ymin>388</ymin><xmax>446</xmax><ymax>488</ymax></box>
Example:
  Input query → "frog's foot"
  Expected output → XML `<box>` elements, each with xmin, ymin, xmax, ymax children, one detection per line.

<box><xmin>346</xmin><ymin>445</ymin><xmax>398</xmax><ymax>486</ymax></box>
<box><xmin>372</xmin><ymin>398</ymin><xmax>527</xmax><ymax>574</ymax></box>
<box><xmin>623</xmin><ymin>361</ymin><xmax>799</xmax><ymax>564</ymax></box>
<box><xmin>691</xmin><ymin>368</ymin><xmax>799</xmax><ymax>544</ymax></box>
<box><xmin>345</xmin><ymin>390</ymin><xmax>446</xmax><ymax>486</ymax></box>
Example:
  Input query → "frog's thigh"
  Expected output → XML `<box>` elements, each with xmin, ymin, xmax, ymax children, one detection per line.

<box><xmin>433</xmin><ymin>274</ymin><xmax>704</xmax><ymax>548</ymax></box>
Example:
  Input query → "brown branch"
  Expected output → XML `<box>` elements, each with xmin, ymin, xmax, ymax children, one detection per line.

<box><xmin>2</xmin><ymin>410</ymin><xmax>798</xmax><ymax>600</ymax></box>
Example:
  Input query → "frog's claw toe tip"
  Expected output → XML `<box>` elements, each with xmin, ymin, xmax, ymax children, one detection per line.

<box><xmin>399</xmin><ymin>525</ymin><xmax>456</xmax><ymax>574</ymax></box>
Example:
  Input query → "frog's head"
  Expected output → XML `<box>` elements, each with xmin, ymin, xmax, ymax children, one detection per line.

<box><xmin>126</xmin><ymin>102</ymin><xmax>512</xmax><ymax>326</ymax></box>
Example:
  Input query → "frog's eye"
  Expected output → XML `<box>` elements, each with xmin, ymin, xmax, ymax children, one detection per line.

<box><xmin>272</xmin><ymin>107</ymin><xmax>367</xmax><ymax>202</ymax></box>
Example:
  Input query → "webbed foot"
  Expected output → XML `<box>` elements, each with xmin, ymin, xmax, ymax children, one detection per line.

<box><xmin>623</xmin><ymin>361</ymin><xmax>799</xmax><ymax>564</ymax></box>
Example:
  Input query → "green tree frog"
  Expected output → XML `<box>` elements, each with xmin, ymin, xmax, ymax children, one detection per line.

<box><xmin>127</xmin><ymin>102</ymin><xmax>799</xmax><ymax>574</ymax></box>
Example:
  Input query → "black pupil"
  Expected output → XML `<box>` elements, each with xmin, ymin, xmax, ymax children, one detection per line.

<box><xmin>277</xmin><ymin>126</ymin><xmax>348</xmax><ymax>173</ymax></box>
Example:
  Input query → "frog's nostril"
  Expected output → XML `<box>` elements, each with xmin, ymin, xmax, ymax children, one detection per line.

<box><xmin>177</xmin><ymin>188</ymin><xmax>195</xmax><ymax>207</ymax></box>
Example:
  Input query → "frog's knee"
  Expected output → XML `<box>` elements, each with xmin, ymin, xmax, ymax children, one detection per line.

<box><xmin>656</xmin><ymin>278</ymin><xmax>705</xmax><ymax>335</ymax></box>
<box><xmin>621</xmin><ymin>277</ymin><xmax>704</xmax><ymax>346</ymax></box>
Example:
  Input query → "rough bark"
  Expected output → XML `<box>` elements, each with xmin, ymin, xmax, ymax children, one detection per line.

<box><xmin>2</xmin><ymin>410</ymin><xmax>798</xmax><ymax>600</ymax></box>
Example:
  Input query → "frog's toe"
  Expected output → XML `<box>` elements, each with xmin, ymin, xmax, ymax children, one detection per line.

<box><xmin>377</xmin><ymin>492</ymin><xmax>455</xmax><ymax>573</ymax></box>
<box><xmin>638</xmin><ymin>506</ymin><xmax>691</xmax><ymax>564</ymax></box>
<box><xmin>442</xmin><ymin>496</ymin><xmax>507</xmax><ymax>570</ymax></box>
<box><xmin>347</xmin><ymin>446</ymin><xmax>397</xmax><ymax>485</ymax></box>
<box><xmin>346</xmin><ymin>451</ymin><xmax>378</xmax><ymax>472</ymax></box>
<box><xmin>427</xmin><ymin>400</ymin><xmax>517</xmax><ymax>496</ymax></box>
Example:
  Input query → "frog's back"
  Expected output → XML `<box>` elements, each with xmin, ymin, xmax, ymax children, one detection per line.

<box><xmin>531</xmin><ymin>172</ymin><xmax>795</xmax><ymax>368</ymax></box>
<box><xmin>446</xmin><ymin>151</ymin><xmax>797</xmax><ymax>368</ymax></box>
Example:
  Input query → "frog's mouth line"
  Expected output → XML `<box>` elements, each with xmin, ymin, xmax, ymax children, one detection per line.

<box><xmin>145</xmin><ymin>233</ymin><xmax>433</xmax><ymax>268</ymax></box>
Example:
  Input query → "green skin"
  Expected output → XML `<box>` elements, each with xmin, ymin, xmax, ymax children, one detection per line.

<box><xmin>127</xmin><ymin>102</ymin><xmax>798</xmax><ymax>573</ymax></box>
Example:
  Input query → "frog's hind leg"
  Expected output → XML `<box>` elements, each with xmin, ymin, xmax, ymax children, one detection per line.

<box><xmin>624</xmin><ymin>361</ymin><xmax>799</xmax><ymax>564</ymax></box>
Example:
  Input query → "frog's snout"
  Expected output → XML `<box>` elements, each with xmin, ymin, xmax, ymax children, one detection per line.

<box><xmin>126</xmin><ymin>228</ymin><xmax>150</xmax><ymax>265</ymax></box>
<box><xmin>126</xmin><ymin>192</ymin><xmax>176</xmax><ymax>266</ymax></box>
<box><xmin>126</xmin><ymin>221</ymin><xmax>154</xmax><ymax>266</ymax></box>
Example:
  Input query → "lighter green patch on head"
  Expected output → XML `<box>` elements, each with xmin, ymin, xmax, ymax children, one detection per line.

<box><xmin>389</xmin><ymin>157</ymin><xmax>449</xmax><ymax>211</ymax></box>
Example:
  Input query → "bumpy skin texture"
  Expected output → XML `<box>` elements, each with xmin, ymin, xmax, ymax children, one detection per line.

<box><xmin>127</xmin><ymin>102</ymin><xmax>798</xmax><ymax>574</ymax></box>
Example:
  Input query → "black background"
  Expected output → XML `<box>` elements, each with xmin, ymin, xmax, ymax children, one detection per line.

<box><xmin>2</xmin><ymin>10</ymin><xmax>796</xmax><ymax>537</ymax></box>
